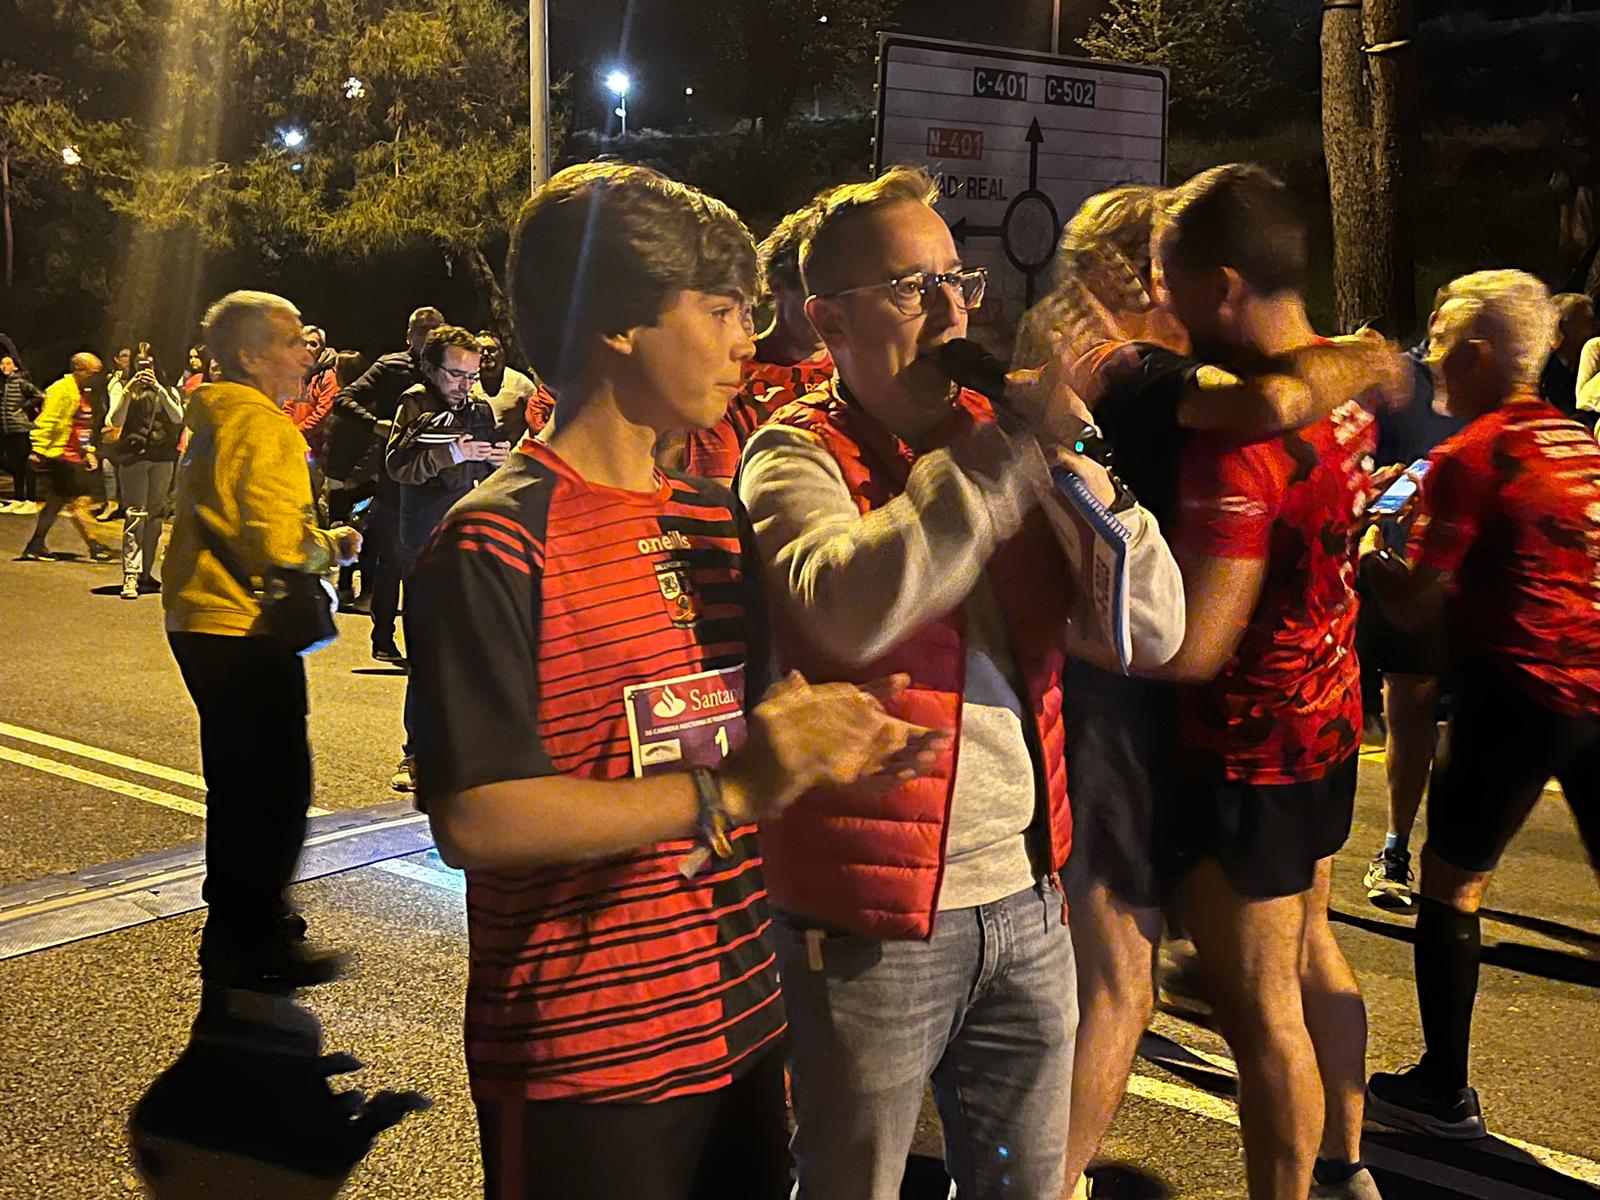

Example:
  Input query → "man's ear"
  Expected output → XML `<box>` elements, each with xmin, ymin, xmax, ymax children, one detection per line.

<box><xmin>1218</xmin><ymin>266</ymin><xmax>1248</xmax><ymax>315</ymax></box>
<box><xmin>599</xmin><ymin>326</ymin><xmax>640</xmax><ymax>357</ymax></box>
<box><xmin>805</xmin><ymin>296</ymin><xmax>845</xmax><ymax>345</ymax></box>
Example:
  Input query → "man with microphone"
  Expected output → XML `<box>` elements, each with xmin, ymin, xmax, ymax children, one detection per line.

<box><xmin>737</xmin><ymin>165</ymin><xmax>1185</xmax><ymax>1200</ymax></box>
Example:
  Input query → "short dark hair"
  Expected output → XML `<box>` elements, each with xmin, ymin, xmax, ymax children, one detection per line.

<box><xmin>759</xmin><ymin>204</ymin><xmax>822</xmax><ymax>296</ymax></box>
<box><xmin>1158</xmin><ymin>164</ymin><xmax>1307</xmax><ymax>297</ymax></box>
<box><xmin>508</xmin><ymin>161</ymin><xmax>756</xmax><ymax>387</ymax></box>
<box><xmin>421</xmin><ymin>324</ymin><xmax>483</xmax><ymax>369</ymax></box>
<box><xmin>800</xmin><ymin>166</ymin><xmax>939</xmax><ymax>296</ymax></box>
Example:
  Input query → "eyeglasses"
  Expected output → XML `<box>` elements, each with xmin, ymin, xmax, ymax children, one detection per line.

<box><xmin>437</xmin><ymin>366</ymin><xmax>480</xmax><ymax>384</ymax></box>
<box><xmin>816</xmin><ymin>267</ymin><xmax>987</xmax><ymax>316</ymax></box>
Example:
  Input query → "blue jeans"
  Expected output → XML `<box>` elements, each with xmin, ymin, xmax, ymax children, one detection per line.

<box><xmin>776</xmin><ymin>880</ymin><xmax>1076</xmax><ymax>1200</ymax></box>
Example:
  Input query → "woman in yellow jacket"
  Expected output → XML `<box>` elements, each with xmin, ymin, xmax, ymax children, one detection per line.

<box><xmin>163</xmin><ymin>290</ymin><xmax>361</xmax><ymax>991</ymax></box>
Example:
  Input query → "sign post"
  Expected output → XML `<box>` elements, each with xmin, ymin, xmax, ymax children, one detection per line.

<box><xmin>873</xmin><ymin>34</ymin><xmax>1168</xmax><ymax>342</ymax></box>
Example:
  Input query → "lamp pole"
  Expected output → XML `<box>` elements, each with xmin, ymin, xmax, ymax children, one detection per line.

<box><xmin>1051</xmin><ymin>0</ymin><xmax>1062</xmax><ymax>54</ymax></box>
<box><xmin>529</xmin><ymin>0</ymin><xmax>551</xmax><ymax>189</ymax></box>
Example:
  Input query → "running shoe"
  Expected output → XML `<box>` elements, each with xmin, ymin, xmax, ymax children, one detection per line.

<box><xmin>1311</xmin><ymin>1165</ymin><xmax>1382</xmax><ymax>1199</ymax></box>
<box><xmin>88</xmin><ymin>544</ymin><xmax>116</xmax><ymax>563</ymax></box>
<box><xmin>1363</xmin><ymin>847</ymin><xmax>1415</xmax><ymax>911</ymax></box>
<box><xmin>1366</xmin><ymin>1064</ymin><xmax>1486</xmax><ymax>1140</ymax></box>
<box><xmin>121</xmin><ymin>576</ymin><xmax>140</xmax><ymax>600</ymax></box>
<box><xmin>17</xmin><ymin>543</ymin><xmax>55</xmax><ymax>561</ymax></box>
<box><xmin>390</xmin><ymin>756</ymin><xmax>417</xmax><ymax>793</ymax></box>
<box><xmin>371</xmin><ymin>642</ymin><xmax>405</xmax><ymax>666</ymax></box>
<box><xmin>0</xmin><ymin>500</ymin><xmax>19</xmax><ymax>513</ymax></box>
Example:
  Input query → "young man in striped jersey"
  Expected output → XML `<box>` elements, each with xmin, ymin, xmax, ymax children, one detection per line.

<box><xmin>405</xmin><ymin>161</ymin><xmax>943</xmax><ymax>1200</ymax></box>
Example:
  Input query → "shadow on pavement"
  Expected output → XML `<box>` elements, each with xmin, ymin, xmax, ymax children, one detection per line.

<box><xmin>1330</xmin><ymin>906</ymin><xmax>1600</xmax><ymax>989</ymax></box>
<box><xmin>129</xmin><ymin>986</ymin><xmax>429</xmax><ymax>1199</ymax></box>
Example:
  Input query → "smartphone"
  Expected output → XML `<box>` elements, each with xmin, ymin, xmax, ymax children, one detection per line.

<box><xmin>1368</xmin><ymin>457</ymin><xmax>1431</xmax><ymax>515</ymax></box>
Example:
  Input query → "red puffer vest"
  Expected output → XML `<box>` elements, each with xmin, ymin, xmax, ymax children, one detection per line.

<box><xmin>757</xmin><ymin>382</ymin><xmax>1074</xmax><ymax>940</ymax></box>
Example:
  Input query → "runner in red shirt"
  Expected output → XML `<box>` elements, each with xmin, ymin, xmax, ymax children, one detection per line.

<box><xmin>404</xmin><ymin>161</ymin><xmax>942</xmax><ymax>1200</ymax></box>
<box><xmin>683</xmin><ymin>201</ymin><xmax>834</xmax><ymax>484</ymax></box>
<box><xmin>1363</xmin><ymin>270</ymin><xmax>1600</xmax><ymax>1141</ymax></box>
<box><xmin>1155</xmin><ymin>165</ymin><xmax>1380</xmax><ymax>1200</ymax></box>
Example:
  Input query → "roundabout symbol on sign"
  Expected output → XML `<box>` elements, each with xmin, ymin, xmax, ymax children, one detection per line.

<box><xmin>949</xmin><ymin>118</ymin><xmax>1061</xmax><ymax>306</ymax></box>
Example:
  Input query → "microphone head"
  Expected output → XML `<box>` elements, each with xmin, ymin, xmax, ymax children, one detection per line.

<box><xmin>932</xmin><ymin>338</ymin><xmax>1008</xmax><ymax>401</ymax></box>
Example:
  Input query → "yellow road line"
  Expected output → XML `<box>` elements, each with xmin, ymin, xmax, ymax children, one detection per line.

<box><xmin>0</xmin><ymin>745</ymin><xmax>207</xmax><ymax>818</ymax></box>
<box><xmin>0</xmin><ymin>721</ymin><xmax>206</xmax><ymax>790</ymax></box>
<box><xmin>0</xmin><ymin>722</ymin><xmax>332</xmax><ymax>816</ymax></box>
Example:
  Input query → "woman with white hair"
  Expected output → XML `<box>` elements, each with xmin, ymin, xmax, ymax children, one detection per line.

<box><xmin>1362</xmin><ymin>269</ymin><xmax>1600</xmax><ymax>1141</ymax></box>
<box><xmin>162</xmin><ymin>289</ymin><xmax>363</xmax><ymax>991</ymax></box>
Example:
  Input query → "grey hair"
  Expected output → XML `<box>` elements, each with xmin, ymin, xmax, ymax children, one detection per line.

<box><xmin>1436</xmin><ymin>270</ymin><xmax>1558</xmax><ymax>387</ymax></box>
<box><xmin>201</xmin><ymin>290</ymin><xmax>300</xmax><ymax>379</ymax></box>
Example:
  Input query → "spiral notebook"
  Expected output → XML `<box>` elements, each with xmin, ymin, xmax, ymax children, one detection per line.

<box><xmin>1042</xmin><ymin>464</ymin><xmax>1134</xmax><ymax>674</ymax></box>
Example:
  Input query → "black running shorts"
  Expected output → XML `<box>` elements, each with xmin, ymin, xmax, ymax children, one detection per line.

<box><xmin>1425</xmin><ymin>660</ymin><xmax>1600</xmax><ymax>875</ymax></box>
<box><xmin>1178</xmin><ymin>753</ymin><xmax>1359</xmax><ymax>899</ymax></box>
<box><xmin>1061</xmin><ymin>662</ymin><xmax>1181</xmax><ymax>910</ymax></box>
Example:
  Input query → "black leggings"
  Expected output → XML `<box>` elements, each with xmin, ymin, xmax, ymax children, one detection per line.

<box><xmin>0</xmin><ymin>432</ymin><xmax>34</xmax><ymax>500</ymax></box>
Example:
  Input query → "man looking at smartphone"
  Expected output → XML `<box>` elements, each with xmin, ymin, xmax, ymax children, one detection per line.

<box><xmin>386</xmin><ymin>325</ymin><xmax>509</xmax><ymax>792</ymax></box>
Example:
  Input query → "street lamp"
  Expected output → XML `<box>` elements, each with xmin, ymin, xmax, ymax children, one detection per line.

<box><xmin>60</xmin><ymin>145</ymin><xmax>82</xmax><ymax>167</ymax></box>
<box><xmin>605</xmin><ymin>69</ymin><xmax>631</xmax><ymax>138</ymax></box>
<box><xmin>342</xmin><ymin>77</ymin><xmax>366</xmax><ymax>101</ymax></box>
<box><xmin>280</xmin><ymin>127</ymin><xmax>307</xmax><ymax>150</ymax></box>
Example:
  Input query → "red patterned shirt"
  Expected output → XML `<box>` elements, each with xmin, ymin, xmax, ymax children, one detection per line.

<box><xmin>1411</xmin><ymin>395</ymin><xmax>1600</xmax><ymax>718</ymax></box>
<box><xmin>684</xmin><ymin>349</ymin><xmax>834</xmax><ymax>481</ymax></box>
<box><xmin>1176</xmin><ymin>399</ymin><xmax>1376</xmax><ymax>784</ymax></box>
<box><xmin>406</xmin><ymin>439</ymin><xmax>783</xmax><ymax>1104</ymax></box>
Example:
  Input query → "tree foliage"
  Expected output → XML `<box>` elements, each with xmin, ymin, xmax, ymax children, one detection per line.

<box><xmin>113</xmin><ymin>0</ymin><xmax>562</xmax><ymax>339</ymax></box>
<box><xmin>1077</xmin><ymin>0</ymin><xmax>1281</xmax><ymax>125</ymax></box>
<box><xmin>696</xmin><ymin>0</ymin><xmax>894</xmax><ymax>132</ymax></box>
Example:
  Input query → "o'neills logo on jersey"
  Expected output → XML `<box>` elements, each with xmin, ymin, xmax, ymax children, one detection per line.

<box><xmin>638</xmin><ymin>530</ymin><xmax>692</xmax><ymax>555</ymax></box>
<box><xmin>654</xmin><ymin>559</ymin><xmax>699</xmax><ymax>627</ymax></box>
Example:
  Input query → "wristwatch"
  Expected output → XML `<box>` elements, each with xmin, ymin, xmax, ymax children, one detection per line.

<box><xmin>691</xmin><ymin>768</ymin><xmax>733</xmax><ymax>860</ymax></box>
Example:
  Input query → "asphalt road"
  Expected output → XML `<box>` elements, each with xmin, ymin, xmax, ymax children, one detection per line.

<box><xmin>0</xmin><ymin>509</ymin><xmax>1596</xmax><ymax>1200</ymax></box>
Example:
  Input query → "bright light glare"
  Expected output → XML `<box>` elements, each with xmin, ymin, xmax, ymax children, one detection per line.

<box><xmin>342</xmin><ymin>77</ymin><xmax>366</xmax><ymax>100</ymax></box>
<box><xmin>605</xmin><ymin>70</ymin><xmax>631</xmax><ymax>97</ymax></box>
<box><xmin>684</xmin><ymin>86</ymin><xmax>694</xmax><ymax>96</ymax></box>
<box><xmin>819</xmin><ymin>13</ymin><xmax>828</xmax><ymax>22</ymax></box>
<box><xmin>280</xmin><ymin>127</ymin><xmax>307</xmax><ymax>150</ymax></box>
<box><xmin>60</xmin><ymin>145</ymin><xmax>82</xmax><ymax>166</ymax></box>
<box><xmin>614</xmin><ymin>106</ymin><xmax>626</xmax><ymax>118</ymax></box>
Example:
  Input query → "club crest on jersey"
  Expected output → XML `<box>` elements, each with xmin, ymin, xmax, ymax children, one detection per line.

<box><xmin>654</xmin><ymin>560</ymin><xmax>699</xmax><ymax>627</ymax></box>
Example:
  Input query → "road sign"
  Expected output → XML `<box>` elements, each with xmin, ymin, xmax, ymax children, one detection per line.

<box><xmin>873</xmin><ymin>33</ymin><xmax>1168</xmax><ymax>343</ymax></box>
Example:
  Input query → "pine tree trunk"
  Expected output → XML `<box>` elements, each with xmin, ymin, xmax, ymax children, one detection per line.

<box><xmin>465</xmin><ymin>245</ymin><xmax>523</xmax><ymax>370</ymax></box>
<box><xmin>2</xmin><ymin>155</ymin><xmax>13</xmax><ymax>291</ymax></box>
<box><xmin>1321</xmin><ymin>1</ymin><xmax>1379</xmax><ymax>332</ymax></box>
<box><xmin>1364</xmin><ymin>0</ymin><xmax>1418</xmax><ymax>334</ymax></box>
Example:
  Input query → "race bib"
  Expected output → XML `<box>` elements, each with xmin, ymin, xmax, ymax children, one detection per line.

<box><xmin>623</xmin><ymin>665</ymin><xmax>747</xmax><ymax>778</ymax></box>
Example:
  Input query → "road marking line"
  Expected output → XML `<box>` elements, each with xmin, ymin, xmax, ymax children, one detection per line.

<box><xmin>0</xmin><ymin>723</ymin><xmax>334</xmax><ymax>817</ymax></box>
<box><xmin>1137</xmin><ymin>1038</ymin><xmax>1600</xmax><ymax>1189</ymax></box>
<box><xmin>0</xmin><ymin>721</ymin><xmax>207</xmax><ymax>790</ymax></box>
<box><xmin>0</xmin><ymin>810</ymin><xmax>429</xmax><ymax>927</ymax></box>
<box><xmin>1127</xmin><ymin>1073</ymin><xmax>1584</xmax><ymax>1200</ymax></box>
<box><xmin>0</xmin><ymin>746</ymin><xmax>208</xmax><ymax>818</ymax></box>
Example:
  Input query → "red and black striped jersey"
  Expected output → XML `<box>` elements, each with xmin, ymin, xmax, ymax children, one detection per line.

<box><xmin>405</xmin><ymin>438</ymin><xmax>783</xmax><ymax>1104</ymax></box>
<box><xmin>684</xmin><ymin>349</ymin><xmax>834</xmax><ymax>481</ymax></box>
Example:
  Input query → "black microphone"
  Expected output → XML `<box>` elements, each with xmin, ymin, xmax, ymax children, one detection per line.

<box><xmin>932</xmin><ymin>337</ymin><xmax>1114</xmax><ymax>466</ymax></box>
<box><xmin>934</xmin><ymin>338</ymin><xmax>1009</xmax><ymax>406</ymax></box>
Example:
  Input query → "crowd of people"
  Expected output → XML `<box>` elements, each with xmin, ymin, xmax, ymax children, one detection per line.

<box><xmin>4</xmin><ymin>154</ymin><xmax>1598</xmax><ymax>1200</ymax></box>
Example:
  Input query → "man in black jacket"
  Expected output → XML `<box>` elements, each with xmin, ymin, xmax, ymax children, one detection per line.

<box><xmin>322</xmin><ymin>305</ymin><xmax>444</xmax><ymax>662</ymax></box>
<box><xmin>385</xmin><ymin>325</ymin><xmax>508</xmax><ymax>792</ymax></box>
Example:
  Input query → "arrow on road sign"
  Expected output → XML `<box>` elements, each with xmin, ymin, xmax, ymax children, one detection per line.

<box><xmin>951</xmin><ymin>216</ymin><xmax>1003</xmax><ymax>244</ymax></box>
<box><xmin>1026</xmin><ymin>117</ymin><xmax>1044</xmax><ymax>191</ymax></box>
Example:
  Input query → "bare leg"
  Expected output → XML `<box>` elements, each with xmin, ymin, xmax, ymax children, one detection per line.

<box><xmin>1300</xmin><ymin>856</ymin><xmax>1367</xmax><ymax>1163</ymax></box>
<box><xmin>1059</xmin><ymin>881</ymin><xmax>1161</xmax><ymax>1197</ymax></box>
<box><xmin>1180</xmin><ymin>858</ymin><xmax>1322</xmax><ymax>1200</ymax></box>
<box><xmin>68</xmin><ymin>497</ymin><xmax>101</xmax><ymax>551</ymax></box>
<box><xmin>1382</xmin><ymin>674</ymin><xmax>1438</xmax><ymax>846</ymax></box>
